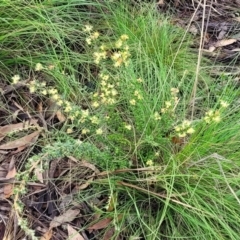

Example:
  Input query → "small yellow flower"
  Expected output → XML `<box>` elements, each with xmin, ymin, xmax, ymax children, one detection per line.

<box><xmin>67</xmin><ymin>128</ymin><xmax>73</xmax><ymax>134</ymax></box>
<box><xmin>136</xmin><ymin>78</ymin><xmax>143</xmax><ymax>83</ymax></box>
<box><xmin>170</xmin><ymin>88</ymin><xmax>179</xmax><ymax>95</ymax></box>
<box><xmin>186</xmin><ymin>127</ymin><xmax>195</xmax><ymax>134</ymax></box>
<box><xmin>178</xmin><ymin>132</ymin><xmax>186</xmax><ymax>138</ymax></box>
<box><xmin>83</xmin><ymin>24</ymin><xmax>93</xmax><ymax>32</ymax></box>
<box><xmin>124</xmin><ymin>124</ymin><xmax>132</xmax><ymax>130</ymax></box>
<box><xmin>90</xmin><ymin>116</ymin><xmax>100</xmax><ymax>124</ymax></box>
<box><xmin>104</xmin><ymin>89</ymin><xmax>110</xmax><ymax>96</ymax></box>
<box><xmin>165</xmin><ymin>101</ymin><xmax>172</xmax><ymax>108</ymax></box>
<box><xmin>81</xmin><ymin>109</ymin><xmax>89</xmax><ymax>118</ymax></box>
<box><xmin>92</xmin><ymin>101</ymin><xmax>100</xmax><ymax>108</ymax></box>
<box><xmin>120</xmin><ymin>34</ymin><xmax>129</xmax><ymax>41</ymax></box>
<box><xmin>48</xmin><ymin>88</ymin><xmax>58</xmax><ymax>95</ymax></box>
<box><xmin>122</xmin><ymin>51</ymin><xmax>130</xmax><ymax>60</ymax></box>
<box><xmin>29</xmin><ymin>86</ymin><xmax>35</xmax><ymax>93</ymax></box>
<box><xmin>107</xmin><ymin>84</ymin><xmax>114</xmax><ymax>89</ymax></box>
<box><xmin>101</xmin><ymin>80</ymin><xmax>107</xmax><ymax>86</ymax></box>
<box><xmin>48</xmin><ymin>64</ymin><xmax>55</xmax><ymax>70</ymax></box>
<box><xmin>130</xmin><ymin>99</ymin><xmax>136</xmax><ymax>105</ymax></box>
<box><xmin>182</xmin><ymin>120</ymin><xmax>191</xmax><ymax>127</ymax></box>
<box><xmin>114</xmin><ymin>59</ymin><xmax>123</xmax><ymax>67</ymax></box>
<box><xmin>146</xmin><ymin>160</ymin><xmax>153</xmax><ymax>166</ymax></box>
<box><xmin>64</xmin><ymin>106</ymin><xmax>72</xmax><ymax>112</ymax></box>
<box><xmin>86</xmin><ymin>37</ymin><xmax>92</xmax><ymax>45</ymax></box>
<box><xmin>57</xmin><ymin>99</ymin><xmax>63</xmax><ymax>106</ymax></box>
<box><xmin>51</xmin><ymin>94</ymin><xmax>60</xmax><ymax>100</ymax></box>
<box><xmin>102</xmin><ymin>75</ymin><xmax>109</xmax><ymax>81</ymax></box>
<box><xmin>155</xmin><ymin>151</ymin><xmax>160</xmax><ymax>157</ymax></box>
<box><xmin>112</xmin><ymin>52</ymin><xmax>121</xmax><ymax>61</ymax></box>
<box><xmin>107</xmin><ymin>98</ymin><xmax>116</xmax><ymax>105</ymax></box>
<box><xmin>100</xmin><ymin>44</ymin><xmax>106</xmax><ymax>50</ymax></box>
<box><xmin>35</xmin><ymin>63</ymin><xmax>44</xmax><ymax>71</ymax></box>
<box><xmin>115</xmin><ymin>39</ymin><xmax>123</xmax><ymax>48</ymax></box>
<box><xmin>96</xmin><ymin>128</ymin><xmax>103</xmax><ymax>135</ymax></box>
<box><xmin>69</xmin><ymin>115</ymin><xmax>75</xmax><ymax>121</ymax></box>
<box><xmin>174</xmin><ymin>126</ymin><xmax>181</xmax><ymax>132</ymax></box>
<box><xmin>220</xmin><ymin>100</ymin><xmax>229</xmax><ymax>108</ymax></box>
<box><xmin>74</xmin><ymin>110</ymin><xmax>81</xmax><ymax>117</ymax></box>
<box><xmin>82</xmin><ymin>128</ymin><xmax>90</xmax><ymax>134</ymax></box>
<box><xmin>11</xmin><ymin>75</ymin><xmax>20</xmax><ymax>84</ymax></box>
<box><xmin>134</xmin><ymin>90</ymin><xmax>139</xmax><ymax>96</ymax></box>
<box><xmin>161</xmin><ymin>108</ymin><xmax>166</xmax><ymax>113</ymax></box>
<box><xmin>204</xmin><ymin>116</ymin><xmax>211</xmax><ymax>123</ymax></box>
<box><xmin>40</xmin><ymin>81</ymin><xmax>46</xmax><ymax>87</ymax></box>
<box><xmin>153</xmin><ymin>112</ymin><xmax>161</xmax><ymax>121</ymax></box>
<box><xmin>111</xmin><ymin>89</ymin><xmax>118</xmax><ymax>96</ymax></box>
<box><xmin>91</xmin><ymin>31</ymin><xmax>100</xmax><ymax>39</ymax></box>
<box><xmin>212</xmin><ymin>116</ymin><xmax>221</xmax><ymax>123</ymax></box>
<box><xmin>41</xmin><ymin>90</ymin><xmax>47</xmax><ymax>95</ymax></box>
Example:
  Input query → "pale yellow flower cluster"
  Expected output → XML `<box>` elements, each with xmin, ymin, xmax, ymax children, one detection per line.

<box><xmin>124</xmin><ymin>124</ymin><xmax>132</xmax><ymax>130</ymax></box>
<box><xmin>174</xmin><ymin>120</ymin><xmax>195</xmax><ymax>138</ymax></box>
<box><xmin>35</xmin><ymin>63</ymin><xmax>44</xmax><ymax>71</ymax></box>
<box><xmin>128</xmin><ymin>83</ymin><xmax>144</xmax><ymax>106</ymax></box>
<box><xmin>153</xmin><ymin>112</ymin><xmax>161</xmax><ymax>121</ymax></box>
<box><xmin>220</xmin><ymin>100</ymin><xmax>229</xmax><ymax>108</ymax></box>
<box><xmin>28</xmin><ymin>80</ymin><xmax>46</xmax><ymax>94</ymax></box>
<box><xmin>134</xmin><ymin>90</ymin><xmax>143</xmax><ymax>100</ymax></box>
<box><xmin>83</xmin><ymin>24</ymin><xmax>100</xmax><ymax>45</ymax></box>
<box><xmin>161</xmin><ymin>88</ymin><xmax>179</xmax><ymax>113</ymax></box>
<box><xmin>92</xmin><ymin>73</ymin><xmax>118</xmax><ymax>106</ymax></box>
<box><xmin>11</xmin><ymin>74</ymin><xmax>21</xmax><ymax>84</ymax></box>
<box><xmin>146</xmin><ymin>159</ymin><xmax>153</xmax><ymax>166</ymax></box>
<box><xmin>136</xmin><ymin>78</ymin><xmax>143</xmax><ymax>83</ymax></box>
<box><xmin>204</xmin><ymin>110</ymin><xmax>221</xmax><ymax>123</ymax></box>
<box><xmin>111</xmin><ymin>48</ymin><xmax>130</xmax><ymax>68</ymax></box>
<box><xmin>93</xmin><ymin>51</ymin><xmax>107</xmax><ymax>64</ymax></box>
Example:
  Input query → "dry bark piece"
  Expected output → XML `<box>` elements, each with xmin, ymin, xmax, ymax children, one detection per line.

<box><xmin>50</xmin><ymin>209</ymin><xmax>80</xmax><ymax>229</ymax></box>
<box><xmin>215</xmin><ymin>39</ymin><xmax>237</xmax><ymax>47</ymax></box>
<box><xmin>40</xmin><ymin>229</ymin><xmax>53</xmax><ymax>240</ymax></box>
<box><xmin>3</xmin><ymin>157</ymin><xmax>17</xmax><ymax>199</ymax></box>
<box><xmin>67</xmin><ymin>225</ymin><xmax>84</xmax><ymax>240</ymax></box>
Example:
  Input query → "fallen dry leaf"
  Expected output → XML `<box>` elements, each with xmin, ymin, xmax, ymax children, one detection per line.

<box><xmin>40</xmin><ymin>229</ymin><xmax>53</xmax><ymax>240</ymax></box>
<box><xmin>3</xmin><ymin>184</ymin><xmax>13</xmax><ymax>199</ymax></box>
<box><xmin>103</xmin><ymin>227</ymin><xmax>115</xmax><ymax>240</ymax></box>
<box><xmin>67</xmin><ymin>225</ymin><xmax>84</xmax><ymax>240</ymax></box>
<box><xmin>56</xmin><ymin>110</ymin><xmax>66</xmax><ymax>122</ymax></box>
<box><xmin>0</xmin><ymin>119</ymin><xmax>38</xmax><ymax>141</ymax></box>
<box><xmin>157</xmin><ymin>0</ymin><xmax>165</xmax><ymax>6</ymax></box>
<box><xmin>88</xmin><ymin>218</ymin><xmax>113</xmax><ymax>230</ymax></box>
<box><xmin>215</xmin><ymin>39</ymin><xmax>237</xmax><ymax>47</ymax></box>
<box><xmin>50</xmin><ymin>209</ymin><xmax>80</xmax><ymax>229</ymax></box>
<box><xmin>0</xmin><ymin>130</ymin><xmax>40</xmax><ymax>150</ymax></box>
<box><xmin>34</xmin><ymin>167</ymin><xmax>44</xmax><ymax>183</ymax></box>
<box><xmin>69</xmin><ymin>157</ymin><xmax>100</xmax><ymax>191</ymax></box>
<box><xmin>3</xmin><ymin>157</ymin><xmax>17</xmax><ymax>199</ymax></box>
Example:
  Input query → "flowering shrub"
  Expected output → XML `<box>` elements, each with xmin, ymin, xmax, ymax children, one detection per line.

<box><xmin>10</xmin><ymin>25</ymin><xmax>230</xmax><ymax>168</ymax></box>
